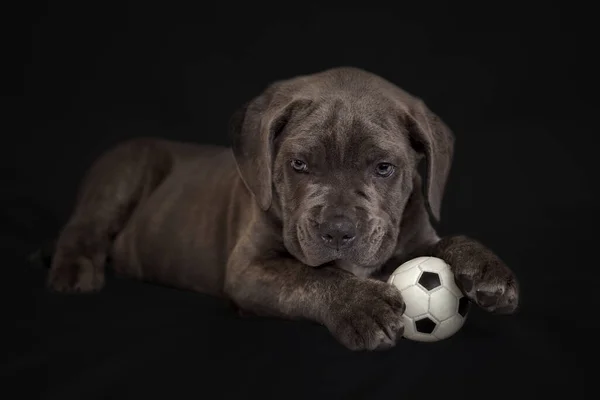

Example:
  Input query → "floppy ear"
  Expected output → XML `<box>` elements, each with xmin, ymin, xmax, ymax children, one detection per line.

<box><xmin>230</xmin><ymin>85</ymin><xmax>305</xmax><ymax>211</ymax></box>
<box><xmin>405</xmin><ymin>98</ymin><xmax>455</xmax><ymax>222</ymax></box>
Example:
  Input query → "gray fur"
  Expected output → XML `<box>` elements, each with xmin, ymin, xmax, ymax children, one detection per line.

<box><xmin>48</xmin><ymin>67</ymin><xmax>519</xmax><ymax>350</ymax></box>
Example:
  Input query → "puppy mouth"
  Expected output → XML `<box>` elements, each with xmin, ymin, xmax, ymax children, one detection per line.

<box><xmin>315</xmin><ymin>260</ymin><xmax>337</xmax><ymax>269</ymax></box>
<box><xmin>295</xmin><ymin>223</ymin><xmax>337</xmax><ymax>264</ymax></box>
<box><xmin>367</xmin><ymin>225</ymin><xmax>386</xmax><ymax>246</ymax></box>
<box><xmin>296</xmin><ymin>219</ymin><xmax>385</xmax><ymax>267</ymax></box>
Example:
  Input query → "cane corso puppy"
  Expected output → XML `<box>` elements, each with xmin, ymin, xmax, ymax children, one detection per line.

<box><xmin>47</xmin><ymin>67</ymin><xmax>519</xmax><ymax>350</ymax></box>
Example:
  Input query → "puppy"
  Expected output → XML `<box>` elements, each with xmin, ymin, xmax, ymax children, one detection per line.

<box><xmin>47</xmin><ymin>67</ymin><xmax>519</xmax><ymax>350</ymax></box>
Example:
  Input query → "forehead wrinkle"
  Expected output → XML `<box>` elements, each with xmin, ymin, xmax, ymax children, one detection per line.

<box><xmin>288</xmin><ymin>96</ymin><xmax>346</xmax><ymax>132</ymax></box>
<box><xmin>287</xmin><ymin>98</ymin><xmax>352</xmax><ymax>166</ymax></box>
<box><xmin>343</xmin><ymin>120</ymin><xmax>409</xmax><ymax>165</ymax></box>
<box><xmin>322</xmin><ymin>98</ymin><xmax>351</xmax><ymax>129</ymax></box>
<box><xmin>283</xmin><ymin>137</ymin><xmax>321</xmax><ymax>156</ymax></box>
<box><xmin>363</xmin><ymin>135</ymin><xmax>408</xmax><ymax>157</ymax></box>
<box><xmin>361</xmin><ymin>115</ymin><xmax>396</xmax><ymax>133</ymax></box>
<box><xmin>282</xmin><ymin>97</ymin><xmax>407</xmax><ymax>165</ymax></box>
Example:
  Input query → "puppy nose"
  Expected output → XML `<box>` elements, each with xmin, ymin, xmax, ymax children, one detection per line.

<box><xmin>319</xmin><ymin>216</ymin><xmax>357</xmax><ymax>249</ymax></box>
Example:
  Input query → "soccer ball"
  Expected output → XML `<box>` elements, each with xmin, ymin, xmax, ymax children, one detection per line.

<box><xmin>387</xmin><ymin>256</ymin><xmax>470</xmax><ymax>342</ymax></box>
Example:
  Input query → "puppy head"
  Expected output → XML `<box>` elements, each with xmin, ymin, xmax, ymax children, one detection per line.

<box><xmin>231</xmin><ymin>67</ymin><xmax>454</xmax><ymax>272</ymax></box>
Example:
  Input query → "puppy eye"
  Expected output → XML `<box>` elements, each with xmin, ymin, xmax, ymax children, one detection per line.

<box><xmin>291</xmin><ymin>159</ymin><xmax>308</xmax><ymax>172</ymax></box>
<box><xmin>375</xmin><ymin>162</ymin><xmax>395</xmax><ymax>177</ymax></box>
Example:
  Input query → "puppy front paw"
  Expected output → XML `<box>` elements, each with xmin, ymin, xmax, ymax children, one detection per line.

<box><xmin>456</xmin><ymin>267</ymin><xmax>518</xmax><ymax>314</ymax></box>
<box><xmin>439</xmin><ymin>236</ymin><xmax>519</xmax><ymax>314</ymax></box>
<box><xmin>323</xmin><ymin>278</ymin><xmax>406</xmax><ymax>351</ymax></box>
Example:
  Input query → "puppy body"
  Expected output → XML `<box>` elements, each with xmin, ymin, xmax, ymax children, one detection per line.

<box><xmin>110</xmin><ymin>142</ymin><xmax>244</xmax><ymax>296</ymax></box>
<box><xmin>48</xmin><ymin>67</ymin><xmax>519</xmax><ymax>350</ymax></box>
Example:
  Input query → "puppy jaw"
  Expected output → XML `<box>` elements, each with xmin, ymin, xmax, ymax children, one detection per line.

<box><xmin>285</xmin><ymin>211</ymin><xmax>397</xmax><ymax>269</ymax></box>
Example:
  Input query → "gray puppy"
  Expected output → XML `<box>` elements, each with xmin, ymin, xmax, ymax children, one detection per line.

<box><xmin>47</xmin><ymin>67</ymin><xmax>519</xmax><ymax>350</ymax></box>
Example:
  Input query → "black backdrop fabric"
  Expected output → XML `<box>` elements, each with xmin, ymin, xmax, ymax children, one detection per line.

<box><xmin>4</xmin><ymin>2</ymin><xmax>594</xmax><ymax>399</ymax></box>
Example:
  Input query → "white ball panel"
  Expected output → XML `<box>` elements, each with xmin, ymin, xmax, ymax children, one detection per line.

<box><xmin>417</xmin><ymin>257</ymin><xmax>448</xmax><ymax>273</ymax></box>
<box><xmin>388</xmin><ymin>264</ymin><xmax>423</xmax><ymax>290</ymax></box>
<box><xmin>438</xmin><ymin>266</ymin><xmax>463</xmax><ymax>298</ymax></box>
<box><xmin>433</xmin><ymin>314</ymin><xmax>466</xmax><ymax>340</ymax></box>
<box><xmin>444</xmin><ymin>277</ymin><xmax>463</xmax><ymax>298</ymax></box>
<box><xmin>400</xmin><ymin>285</ymin><xmax>430</xmax><ymax>318</ymax></box>
<box><xmin>428</xmin><ymin>287</ymin><xmax>459</xmax><ymax>321</ymax></box>
<box><xmin>397</xmin><ymin>256</ymin><xmax>430</xmax><ymax>272</ymax></box>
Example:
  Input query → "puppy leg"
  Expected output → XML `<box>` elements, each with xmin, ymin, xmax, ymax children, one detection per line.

<box><xmin>393</xmin><ymin>234</ymin><xmax>520</xmax><ymax>314</ymax></box>
<box><xmin>48</xmin><ymin>139</ymin><xmax>172</xmax><ymax>293</ymax></box>
<box><xmin>225</xmin><ymin>255</ymin><xmax>406</xmax><ymax>351</ymax></box>
<box><xmin>430</xmin><ymin>235</ymin><xmax>520</xmax><ymax>314</ymax></box>
<box><xmin>382</xmin><ymin>184</ymin><xmax>519</xmax><ymax>314</ymax></box>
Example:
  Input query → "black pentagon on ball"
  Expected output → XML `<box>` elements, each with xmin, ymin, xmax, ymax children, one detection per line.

<box><xmin>415</xmin><ymin>317</ymin><xmax>437</xmax><ymax>334</ymax></box>
<box><xmin>418</xmin><ymin>271</ymin><xmax>441</xmax><ymax>291</ymax></box>
<box><xmin>458</xmin><ymin>296</ymin><xmax>470</xmax><ymax>317</ymax></box>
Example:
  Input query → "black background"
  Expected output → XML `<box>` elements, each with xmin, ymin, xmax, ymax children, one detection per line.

<box><xmin>4</xmin><ymin>2</ymin><xmax>594</xmax><ymax>399</ymax></box>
